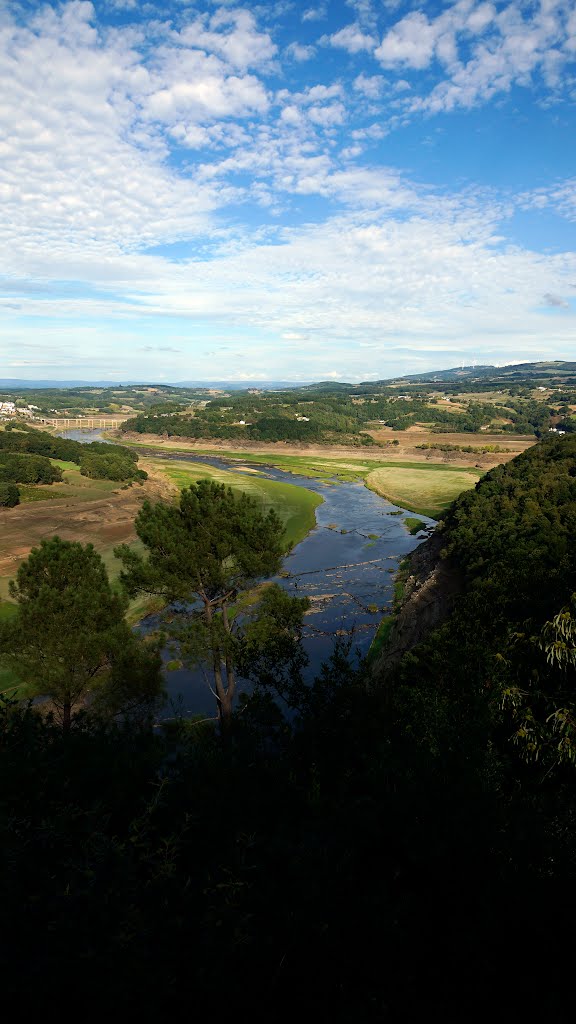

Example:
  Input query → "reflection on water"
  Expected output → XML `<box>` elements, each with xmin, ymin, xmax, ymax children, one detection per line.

<box><xmin>56</xmin><ymin>428</ymin><xmax>108</xmax><ymax>443</ymax></box>
<box><xmin>58</xmin><ymin>431</ymin><xmax>434</xmax><ymax>717</ymax></box>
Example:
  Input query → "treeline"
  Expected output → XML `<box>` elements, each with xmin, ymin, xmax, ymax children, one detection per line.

<box><xmin>415</xmin><ymin>442</ymin><xmax>512</xmax><ymax>453</ymax></box>
<box><xmin>0</xmin><ymin>451</ymin><xmax>63</xmax><ymax>485</ymax></box>
<box><xmin>0</xmin><ymin>384</ymin><xmax>192</xmax><ymax>415</ymax></box>
<box><xmin>123</xmin><ymin>389</ymin><xmax>554</xmax><ymax>442</ymax></box>
<box><xmin>79</xmin><ymin>453</ymin><xmax>147</xmax><ymax>482</ymax></box>
<box><xmin>0</xmin><ymin>426</ymin><xmax>146</xmax><ymax>482</ymax></box>
<box><xmin>370</xmin><ymin>397</ymin><xmax>499</xmax><ymax>431</ymax></box>
<box><xmin>122</xmin><ymin>409</ymin><xmax>377</xmax><ymax>445</ymax></box>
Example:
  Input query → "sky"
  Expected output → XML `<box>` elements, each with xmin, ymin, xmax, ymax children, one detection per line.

<box><xmin>0</xmin><ymin>0</ymin><xmax>575</xmax><ymax>383</ymax></box>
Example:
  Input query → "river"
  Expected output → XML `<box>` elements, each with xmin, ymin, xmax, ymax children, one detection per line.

<box><xmin>58</xmin><ymin>429</ymin><xmax>434</xmax><ymax>717</ymax></box>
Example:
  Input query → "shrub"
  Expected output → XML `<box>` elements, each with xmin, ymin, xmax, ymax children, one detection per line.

<box><xmin>0</xmin><ymin>483</ymin><xmax>20</xmax><ymax>507</ymax></box>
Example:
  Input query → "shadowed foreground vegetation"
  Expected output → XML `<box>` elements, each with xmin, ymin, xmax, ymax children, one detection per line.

<box><xmin>1</xmin><ymin>435</ymin><xmax>575</xmax><ymax>1017</ymax></box>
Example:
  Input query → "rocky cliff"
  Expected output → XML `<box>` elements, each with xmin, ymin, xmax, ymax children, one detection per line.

<box><xmin>370</xmin><ymin>529</ymin><xmax>464</xmax><ymax>683</ymax></box>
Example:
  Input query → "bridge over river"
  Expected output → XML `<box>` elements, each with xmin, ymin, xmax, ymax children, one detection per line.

<box><xmin>38</xmin><ymin>417</ymin><xmax>126</xmax><ymax>430</ymax></box>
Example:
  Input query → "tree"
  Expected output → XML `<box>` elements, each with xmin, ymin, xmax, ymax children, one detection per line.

<box><xmin>500</xmin><ymin>596</ymin><xmax>576</xmax><ymax>769</ymax></box>
<box><xmin>0</xmin><ymin>537</ymin><xmax>163</xmax><ymax>731</ymax></box>
<box><xmin>79</xmin><ymin>453</ymin><xmax>147</xmax><ymax>482</ymax></box>
<box><xmin>116</xmin><ymin>480</ymin><xmax>288</xmax><ymax>731</ymax></box>
<box><xmin>0</xmin><ymin>483</ymin><xmax>19</xmax><ymax>507</ymax></box>
<box><xmin>237</xmin><ymin>584</ymin><xmax>311</xmax><ymax>712</ymax></box>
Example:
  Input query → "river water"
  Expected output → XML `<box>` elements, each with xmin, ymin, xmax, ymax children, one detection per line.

<box><xmin>58</xmin><ymin>430</ymin><xmax>434</xmax><ymax>717</ymax></box>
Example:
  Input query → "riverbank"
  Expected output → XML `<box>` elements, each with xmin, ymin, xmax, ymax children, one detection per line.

<box><xmin>1</xmin><ymin>438</ymin><xmax>437</xmax><ymax>713</ymax></box>
<box><xmin>368</xmin><ymin>531</ymin><xmax>464</xmax><ymax>679</ymax></box>
<box><xmin>116</xmin><ymin>434</ymin><xmax>485</xmax><ymax>518</ymax></box>
<box><xmin>143</xmin><ymin>454</ymin><xmax>323</xmax><ymax>549</ymax></box>
<box><xmin>146</xmin><ymin>458</ymin><xmax>434</xmax><ymax>717</ymax></box>
<box><xmin>115</xmin><ymin>430</ymin><xmax>531</xmax><ymax>467</ymax></box>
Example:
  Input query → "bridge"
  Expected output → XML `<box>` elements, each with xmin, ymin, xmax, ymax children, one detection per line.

<box><xmin>37</xmin><ymin>417</ymin><xmax>126</xmax><ymax>430</ymax></box>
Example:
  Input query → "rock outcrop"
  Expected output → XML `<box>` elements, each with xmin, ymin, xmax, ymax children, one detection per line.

<box><xmin>370</xmin><ymin>530</ymin><xmax>464</xmax><ymax>682</ymax></box>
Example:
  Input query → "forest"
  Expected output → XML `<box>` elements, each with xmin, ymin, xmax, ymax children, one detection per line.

<box><xmin>122</xmin><ymin>386</ymin><xmax>561</xmax><ymax>443</ymax></box>
<box><xmin>0</xmin><ymin>424</ymin><xmax>147</xmax><ymax>484</ymax></box>
<box><xmin>0</xmin><ymin>434</ymin><xmax>575</xmax><ymax>1016</ymax></box>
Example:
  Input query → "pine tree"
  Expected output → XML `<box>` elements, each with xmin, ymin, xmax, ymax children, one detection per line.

<box><xmin>116</xmin><ymin>480</ymin><xmax>287</xmax><ymax>730</ymax></box>
<box><xmin>0</xmin><ymin>537</ymin><xmax>162</xmax><ymax>731</ymax></box>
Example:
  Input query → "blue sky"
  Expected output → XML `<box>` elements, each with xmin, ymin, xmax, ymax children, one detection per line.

<box><xmin>0</xmin><ymin>0</ymin><xmax>575</xmax><ymax>382</ymax></box>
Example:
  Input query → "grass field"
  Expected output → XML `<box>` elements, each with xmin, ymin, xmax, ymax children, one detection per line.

<box><xmin>121</xmin><ymin>438</ymin><xmax>488</xmax><ymax>521</ymax></box>
<box><xmin>152</xmin><ymin>449</ymin><xmax>482</xmax><ymax>519</ymax></box>
<box><xmin>154</xmin><ymin>457</ymin><xmax>322</xmax><ymax>548</ymax></box>
<box><xmin>366</xmin><ymin>465</ymin><xmax>481</xmax><ymax>518</ymax></box>
<box><xmin>18</xmin><ymin>485</ymin><xmax>69</xmax><ymax>503</ymax></box>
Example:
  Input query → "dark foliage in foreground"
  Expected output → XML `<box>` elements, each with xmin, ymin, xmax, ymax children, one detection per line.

<box><xmin>1</xmin><ymin>650</ymin><xmax>575</xmax><ymax>1020</ymax></box>
<box><xmin>1</xmin><ymin>436</ymin><xmax>576</xmax><ymax>1018</ymax></box>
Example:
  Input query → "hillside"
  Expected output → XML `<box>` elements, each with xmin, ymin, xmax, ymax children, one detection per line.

<box><xmin>372</xmin><ymin>433</ymin><xmax>576</xmax><ymax>767</ymax></box>
<box><xmin>368</xmin><ymin>359</ymin><xmax>576</xmax><ymax>388</ymax></box>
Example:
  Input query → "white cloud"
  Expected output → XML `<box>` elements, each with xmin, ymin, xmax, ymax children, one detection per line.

<box><xmin>279</xmin><ymin>104</ymin><xmax>304</xmax><ymax>126</ymax></box>
<box><xmin>285</xmin><ymin>41</ymin><xmax>317</xmax><ymax>61</ymax></box>
<box><xmin>377</xmin><ymin>0</ymin><xmax>576</xmax><ymax>114</ymax></box>
<box><xmin>145</xmin><ymin>64</ymin><xmax>269</xmax><ymax>123</ymax></box>
<box><xmin>520</xmin><ymin>178</ymin><xmax>576</xmax><ymax>222</ymax></box>
<box><xmin>308</xmin><ymin>102</ymin><xmax>346</xmax><ymax>127</ymax></box>
<box><xmin>4</xmin><ymin>162</ymin><xmax>574</xmax><ymax>375</ymax></box>
<box><xmin>297</xmin><ymin>83</ymin><xmax>344</xmax><ymax>104</ymax></box>
<box><xmin>0</xmin><ymin>1</ymin><xmax>574</xmax><ymax>380</ymax></box>
<box><xmin>0</xmin><ymin>1</ymin><xmax>284</xmax><ymax>266</ymax></box>
<box><xmin>302</xmin><ymin>6</ymin><xmax>327</xmax><ymax>23</ymax></box>
<box><xmin>353</xmin><ymin>72</ymin><xmax>385</xmax><ymax>98</ymax></box>
<box><xmin>376</xmin><ymin>11</ymin><xmax>441</xmax><ymax>69</ymax></box>
<box><xmin>323</xmin><ymin>23</ymin><xmax>375</xmax><ymax>54</ymax></box>
<box><xmin>177</xmin><ymin>10</ymin><xmax>277</xmax><ymax>71</ymax></box>
<box><xmin>466</xmin><ymin>3</ymin><xmax>497</xmax><ymax>35</ymax></box>
<box><xmin>350</xmin><ymin>123</ymin><xmax>386</xmax><ymax>141</ymax></box>
<box><xmin>0</xmin><ymin>6</ymin><xmax>230</xmax><ymax>258</ymax></box>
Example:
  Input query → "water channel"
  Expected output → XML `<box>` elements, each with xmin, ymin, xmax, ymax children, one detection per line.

<box><xmin>59</xmin><ymin>429</ymin><xmax>435</xmax><ymax>717</ymax></box>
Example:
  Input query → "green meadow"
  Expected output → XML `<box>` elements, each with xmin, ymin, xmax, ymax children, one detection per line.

<box><xmin>123</xmin><ymin>438</ymin><xmax>483</xmax><ymax>520</ymax></box>
<box><xmin>154</xmin><ymin>458</ymin><xmax>322</xmax><ymax>549</ymax></box>
<box><xmin>366</xmin><ymin>465</ymin><xmax>482</xmax><ymax>518</ymax></box>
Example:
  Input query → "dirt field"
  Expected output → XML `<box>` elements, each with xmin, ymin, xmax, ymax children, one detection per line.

<box><xmin>366</xmin><ymin>426</ymin><xmax>534</xmax><ymax>450</ymax></box>
<box><xmin>118</xmin><ymin>430</ymin><xmax>535</xmax><ymax>469</ymax></box>
<box><xmin>0</xmin><ymin>461</ymin><xmax>167</xmax><ymax>600</ymax></box>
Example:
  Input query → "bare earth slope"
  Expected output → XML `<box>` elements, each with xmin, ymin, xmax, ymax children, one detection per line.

<box><xmin>120</xmin><ymin>431</ymin><xmax>534</xmax><ymax>470</ymax></box>
<box><xmin>0</xmin><ymin>463</ymin><xmax>168</xmax><ymax>600</ymax></box>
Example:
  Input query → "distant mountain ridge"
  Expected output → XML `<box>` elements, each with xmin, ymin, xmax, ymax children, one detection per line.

<box><xmin>1</xmin><ymin>361</ymin><xmax>575</xmax><ymax>392</ymax></box>
<box><xmin>0</xmin><ymin>378</ymin><xmax>311</xmax><ymax>390</ymax></box>
<box><xmin>365</xmin><ymin>361</ymin><xmax>576</xmax><ymax>386</ymax></box>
